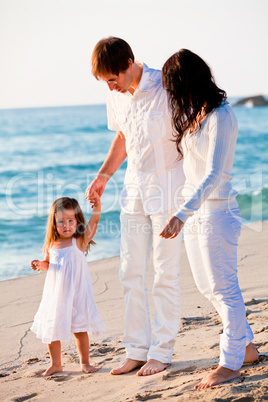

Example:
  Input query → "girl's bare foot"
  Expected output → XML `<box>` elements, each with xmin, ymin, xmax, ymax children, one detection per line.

<box><xmin>137</xmin><ymin>359</ymin><xmax>170</xmax><ymax>376</ymax></box>
<box><xmin>40</xmin><ymin>364</ymin><xmax>63</xmax><ymax>376</ymax></box>
<box><xmin>244</xmin><ymin>342</ymin><xmax>259</xmax><ymax>363</ymax></box>
<box><xmin>82</xmin><ymin>363</ymin><xmax>97</xmax><ymax>373</ymax></box>
<box><xmin>195</xmin><ymin>366</ymin><xmax>240</xmax><ymax>390</ymax></box>
<box><xmin>110</xmin><ymin>359</ymin><xmax>146</xmax><ymax>375</ymax></box>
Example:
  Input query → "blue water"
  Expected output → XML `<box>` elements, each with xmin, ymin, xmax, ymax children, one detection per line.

<box><xmin>1</xmin><ymin>101</ymin><xmax>268</xmax><ymax>281</ymax></box>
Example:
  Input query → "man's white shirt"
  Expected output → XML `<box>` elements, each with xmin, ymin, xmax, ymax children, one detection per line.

<box><xmin>107</xmin><ymin>63</ymin><xmax>185</xmax><ymax>215</ymax></box>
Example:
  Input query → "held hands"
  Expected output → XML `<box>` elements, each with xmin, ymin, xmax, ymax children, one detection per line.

<box><xmin>159</xmin><ymin>216</ymin><xmax>184</xmax><ymax>239</ymax></box>
<box><xmin>89</xmin><ymin>191</ymin><xmax>101</xmax><ymax>210</ymax></box>
<box><xmin>85</xmin><ymin>175</ymin><xmax>108</xmax><ymax>207</ymax></box>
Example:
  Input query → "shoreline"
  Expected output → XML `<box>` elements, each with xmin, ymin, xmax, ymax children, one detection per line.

<box><xmin>1</xmin><ymin>219</ymin><xmax>267</xmax><ymax>284</ymax></box>
<box><xmin>0</xmin><ymin>222</ymin><xmax>268</xmax><ymax>401</ymax></box>
<box><xmin>0</xmin><ymin>255</ymin><xmax>120</xmax><ymax>284</ymax></box>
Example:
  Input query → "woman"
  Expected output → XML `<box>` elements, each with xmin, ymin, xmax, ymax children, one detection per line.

<box><xmin>160</xmin><ymin>49</ymin><xmax>258</xmax><ymax>389</ymax></box>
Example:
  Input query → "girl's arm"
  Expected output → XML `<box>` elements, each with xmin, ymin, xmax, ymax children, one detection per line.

<box><xmin>79</xmin><ymin>193</ymin><xmax>101</xmax><ymax>251</ymax></box>
<box><xmin>30</xmin><ymin>249</ymin><xmax>50</xmax><ymax>272</ymax></box>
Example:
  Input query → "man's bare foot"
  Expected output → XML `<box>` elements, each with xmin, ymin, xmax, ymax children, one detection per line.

<box><xmin>82</xmin><ymin>363</ymin><xmax>97</xmax><ymax>373</ymax></box>
<box><xmin>110</xmin><ymin>358</ymin><xmax>146</xmax><ymax>375</ymax></box>
<box><xmin>244</xmin><ymin>342</ymin><xmax>259</xmax><ymax>364</ymax></box>
<box><xmin>40</xmin><ymin>364</ymin><xmax>63</xmax><ymax>377</ymax></box>
<box><xmin>137</xmin><ymin>359</ymin><xmax>170</xmax><ymax>376</ymax></box>
<box><xmin>195</xmin><ymin>366</ymin><xmax>240</xmax><ymax>390</ymax></box>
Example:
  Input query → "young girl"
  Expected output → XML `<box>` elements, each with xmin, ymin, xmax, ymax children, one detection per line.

<box><xmin>160</xmin><ymin>49</ymin><xmax>258</xmax><ymax>389</ymax></box>
<box><xmin>30</xmin><ymin>195</ymin><xmax>105</xmax><ymax>376</ymax></box>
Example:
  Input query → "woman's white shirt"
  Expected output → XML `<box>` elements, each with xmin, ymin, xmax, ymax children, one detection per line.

<box><xmin>175</xmin><ymin>103</ymin><xmax>239</xmax><ymax>223</ymax></box>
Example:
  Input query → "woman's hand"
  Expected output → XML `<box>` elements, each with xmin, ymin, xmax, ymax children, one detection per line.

<box><xmin>159</xmin><ymin>216</ymin><xmax>184</xmax><ymax>239</ymax></box>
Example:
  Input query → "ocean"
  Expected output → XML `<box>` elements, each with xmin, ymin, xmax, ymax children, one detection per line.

<box><xmin>1</xmin><ymin>100</ymin><xmax>268</xmax><ymax>281</ymax></box>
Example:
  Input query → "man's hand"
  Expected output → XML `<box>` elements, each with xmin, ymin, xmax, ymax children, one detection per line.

<box><xmin>159</xmin><ymin>216</ymin><xmax>184</xmax><ymax>239</ymax></box>
<box><xmin>89</xmin><ymin>191</ymin><xmax>101</xmax><ymax>210</ymax></box>
<box><xmin>85</xmin><ymin>174</ymin><xmax>109</xmax><ymax>206</ymax></box>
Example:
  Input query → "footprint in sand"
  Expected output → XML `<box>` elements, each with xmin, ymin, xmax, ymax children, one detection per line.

<box><xmin>34</xmin><ymin>369</ymin><xmax>69</xmax><ymax>380</ymax></box>
<box><xmin>162</xmin><ymin>366</ymin><xmax>197</xmax><ymax>380</ymax></box>
<box><xmin>209</xmin><ymin>343</ymin><xmax>219</xmax><ymax>349</ymax></box>
<box><xmin>26</xmin><ymin>357</ymin><xmax>40</xmax><ymax>365</ymax></box>
<box><xmin>250</xmin><ymin>353</ymin><xmax>268</xmax><ymax>364</ymax></box>
<box><xmin>179</xmin><ymin>316</ymin><xmax>208</xmax><ymax>332</ymax></box>
<box><xmin>133</xmin><ymin>392</ymin><xmax>162</xmax><ymax>401</ymax></box>
<box><xmin>255</xmin><ymin>354</ymin><xmax>268</xmax><ymax>363</ymax></box>
<box><xmin>245</xmin><ymin>298</ymin><xmax>268</xmax><ymax>306</ymax></box>
<box><xmin>45</xmin><ymin>374</ymin><xmax>71</xmax><ymax>382</ymax></box>
<box><xmin>65</xmin><ymin>353</ymin><xmax>80</xmax><ymax>364</ymax></box>
<box><xmin>179</xmin><ymin>315</ymin><xmax>221</xmax><ymax>332</ymax></box>
<box><xmin>90</xmin><ymin>346</ymin><xmax>116</xmax><ymax>357</ymax></box>
<box><xmin>0</xmin><ymin>372</ymin><xmax>10</xmax><ymax>378</ymax></box>
<box><xmin>97</xmin><ymin>346</ymin><xmax>116</xmax><ymax>354</ymax></box>
<box><xmin>90</xmin><ymin>345</ymin><xmax>125</xmax><ymax>357</ymax></box>
<box><xmin>12</xmin><ymin>393</ymin><xmax>39</xmax><ymax>402</ymax></box>
<box><xmin>254</xmin><ymin>326</ymin><xmax>268</xmax><ymax>334</ymax></box>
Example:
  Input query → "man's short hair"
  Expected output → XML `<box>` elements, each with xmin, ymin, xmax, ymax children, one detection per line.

<box><xmin>91</xmin><ymin>37</ymin><xmax>135</xmax><ymax>79</ymax></box>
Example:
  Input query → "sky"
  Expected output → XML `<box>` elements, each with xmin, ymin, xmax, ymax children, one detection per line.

<box><xmin>0</xmin><ymin>0</ymin><xmax>267</xmax><ymax>109</ymax></box>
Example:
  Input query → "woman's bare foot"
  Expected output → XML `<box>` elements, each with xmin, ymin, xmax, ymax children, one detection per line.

<box><xmin>82</xmin><ymin>363</ymin><xmax>97</xmax><ymax>373</ymax></box>
<box><xmin>137</xmin><ymin>359</ymin><xmax>170</xmax><ymax>376</ymax></box>
<box><xmin>195</xmin><ymin>366</ymin><xmax>240</xmax><ymax>390</ymax></box>
<box><xmin>244</xmin><ymin>342</ymin><xmax>259</xmax><ymax>364</ymax></box>
<box><xmin>110</xmin><ymin>359</ymin><xmax>146</xmax><ymax>375</ymax></box>
<box><xmin>40</xmin><ymin>364</ymin><xmax>63</xmax><ymax>377</ymax></box>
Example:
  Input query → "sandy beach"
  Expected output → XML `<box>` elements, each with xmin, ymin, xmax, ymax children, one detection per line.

<box><xmin>0</xmin><ymin>221</ymin><xmax>268</xmax><ymax>402</ymax></box>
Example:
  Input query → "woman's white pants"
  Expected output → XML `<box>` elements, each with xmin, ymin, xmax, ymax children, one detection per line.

<box><xmin>184</xmin><ymin>207</ymin><xmax>254</xmax><ymax>371</ymax></box>
<box><xmin>120</xmin><ymin>209</ymin><xmax>182</xmax><ymax>363</ymax></box>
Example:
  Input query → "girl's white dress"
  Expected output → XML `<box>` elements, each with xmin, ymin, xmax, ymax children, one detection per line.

<box><xmin>31</xmin><ymin>237</ymin><xmax>105</xmax><ymax>343</ymax></box>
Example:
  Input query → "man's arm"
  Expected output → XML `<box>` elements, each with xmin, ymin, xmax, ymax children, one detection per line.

<box><xmin>97</xmin><ymin>131</ymin><xmax>127</xmax><ymax>182</ymax></box>
<box><xmin>85</xmin><ymin>131</ymin><xmax>127</xmax><ymax>202</ymax></box>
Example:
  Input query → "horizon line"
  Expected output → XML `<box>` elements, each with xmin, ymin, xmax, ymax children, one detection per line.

<box><xmin>1</xmin><ymin>94</ymin><xmax>267</xmax><ymax>112</ymax></box>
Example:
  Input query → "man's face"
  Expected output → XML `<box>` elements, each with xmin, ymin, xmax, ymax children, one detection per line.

<box><xmin>99</xmin><ymin>63</ymin><xmax>133</xmax><ymax>93</ymax></box>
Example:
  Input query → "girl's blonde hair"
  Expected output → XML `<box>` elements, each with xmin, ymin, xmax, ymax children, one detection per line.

<box><xmin>43</xmin><ymin>197</ymin><xmax>95</xmax><ymax>255</ymax></box>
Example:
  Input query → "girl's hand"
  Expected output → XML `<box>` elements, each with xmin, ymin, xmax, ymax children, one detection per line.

<box><xmin>30</xmin><ymin>260</ymin><xmax>41</xmax><ymax>271</ymax></box>
<box><xmin>88</xmin><ymin>191</ymin><xmax>101</xmax><ymax>208</ymax></box>
<box><xmin>159</xmin><ymin>216</ymin><xmax>184</xmax><ymax>239</ymax></box>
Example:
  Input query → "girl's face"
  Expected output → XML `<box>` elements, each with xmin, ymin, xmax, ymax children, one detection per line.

<box><xmin>55</xmin><ymin>208</ymin><xmax>77</xmax><ymax>238</ymax></box>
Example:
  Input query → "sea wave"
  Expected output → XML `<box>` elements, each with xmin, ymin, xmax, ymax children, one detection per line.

<box><xmin>237</xmin><ymin>185</ymin><xmax>268</xmax><ymax>222</ymax></box>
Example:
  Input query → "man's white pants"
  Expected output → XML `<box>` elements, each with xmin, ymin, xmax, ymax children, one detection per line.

<box><xmin>120</xmin><ymin>208</ymin><xmax>182</xmax><ymax>364</ymax></box>
<box><xmin>184</xmin><ymin>206</ymin><xmax>254</xmax><ymax>371</ymax></box>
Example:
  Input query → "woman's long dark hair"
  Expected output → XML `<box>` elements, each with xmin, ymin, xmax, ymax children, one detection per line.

<box><xmin>162</xmin><ymin>49</ymin><xmax>227</xmax><ymax>157</ymax></box>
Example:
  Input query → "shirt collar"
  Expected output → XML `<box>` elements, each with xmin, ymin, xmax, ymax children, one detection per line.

<box><xmin>136</xmin><ymin>63</ymin><xmax>150</xmax><ymax>92</ymax></box>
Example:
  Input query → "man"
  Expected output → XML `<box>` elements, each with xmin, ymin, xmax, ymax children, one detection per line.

<box><xmin>85</xmin><ymin>37</ymin><xmax>185</xmax><ymax>376</ymax></box>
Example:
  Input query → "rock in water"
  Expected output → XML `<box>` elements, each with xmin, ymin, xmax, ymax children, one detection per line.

<box><xmin>233</xmin><ymin>95</ymin><xmax>268</xmax><ymax>107</ymax></box>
